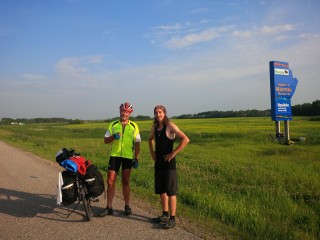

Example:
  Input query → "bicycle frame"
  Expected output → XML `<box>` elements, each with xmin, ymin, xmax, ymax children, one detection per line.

<box><xmin>75</xmin><ymin>175</ymin><xmax>92</xmax><ymax>221</ymax></box>
<box><xmin>63</xmin><ymin>174</ymin><xmax>92</xmax><ymax>221</ymax></box>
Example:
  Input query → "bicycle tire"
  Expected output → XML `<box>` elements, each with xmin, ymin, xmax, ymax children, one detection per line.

<box><xmin>80</xmin><ymin>191</ymin><xmax>92</xmax><ymax>221</ymax></box>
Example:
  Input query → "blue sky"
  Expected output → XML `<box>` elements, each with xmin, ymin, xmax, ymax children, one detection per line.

<box><xmin>0</xmin><ymin>0</ymin><xmax>319</xmax><ymax>120</ymax></box>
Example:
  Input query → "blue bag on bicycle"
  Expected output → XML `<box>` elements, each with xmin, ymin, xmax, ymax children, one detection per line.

<box><xmin>60</xmin><ymin>159</ymin><xmax>78</xmax><ymax>173</ymax></box>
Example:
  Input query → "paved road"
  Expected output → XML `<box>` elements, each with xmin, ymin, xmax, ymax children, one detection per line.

<box><xmin>0</xmin><ymin>141</ymin><xmax>203</xmax><ymax>240</ymax></box>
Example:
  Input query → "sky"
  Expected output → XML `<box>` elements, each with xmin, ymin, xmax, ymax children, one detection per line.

<box><xmin>0</xmin><ymin>0</ymin><xmax>319</xmax><ymax>120</ymax></box>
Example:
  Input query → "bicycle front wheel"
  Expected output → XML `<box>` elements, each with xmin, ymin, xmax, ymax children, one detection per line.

<box><xmin>80</xmin><ymin>191</ymin><xmax>92</xmax><ymax>221</ymax></box>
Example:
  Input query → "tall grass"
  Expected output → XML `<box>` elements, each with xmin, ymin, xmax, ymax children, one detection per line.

<box><xmin>0</xmin><ymin>117</ymin><xmax>319</xmax><ymax>239</ymax></box>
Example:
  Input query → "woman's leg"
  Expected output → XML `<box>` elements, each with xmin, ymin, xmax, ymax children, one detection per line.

<box><xmin>160</xmin><ymin>193</ymin><xmax>169</xmax><ymax>212</ymax></box>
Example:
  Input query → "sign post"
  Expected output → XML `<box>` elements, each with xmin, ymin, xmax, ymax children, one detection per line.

<box><xmin>269</xmin><ymin>61</ymin><xmax>298</xmax><ymax>144</ymax></box>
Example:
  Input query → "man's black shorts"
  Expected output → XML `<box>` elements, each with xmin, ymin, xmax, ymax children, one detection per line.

<box><xmin>154</xmin><ymin>168</ymin><xmax>178</xmax><ymax>196</ymax></box>
<box><xmin>108</xmin><ymin>156</ymin><xmax>132</xmax><ymax>174</ymax></box>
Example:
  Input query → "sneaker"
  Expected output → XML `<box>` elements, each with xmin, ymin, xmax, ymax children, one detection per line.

<box><xmin>163</xmin><ymin>219</ymin><xmax>176</xmax><ymax>229</ymax></box>
<box><xmin>152</xmin><ymin>214</ymin><xmax>169</xmax><ymax>223</ymax></box>
<box><xmin>124</xmin><ymin>205</ymin><xmax>132</xmax><ymax>216</ymax></box>
<box><xmin>98</xmin><ymin>207</ymin><xmax>113</xmax><ymax>217</ymax></box>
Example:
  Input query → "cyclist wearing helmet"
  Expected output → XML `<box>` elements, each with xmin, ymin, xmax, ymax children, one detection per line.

<box><xmin>148</xmin><ymin>105</ymin><xmax>189</xmax><ymax>229</ymax></box>
<box><xmin>99</xmin><ymin>102</ymin><xmax>141</xmax><ymax>217</ymax></box>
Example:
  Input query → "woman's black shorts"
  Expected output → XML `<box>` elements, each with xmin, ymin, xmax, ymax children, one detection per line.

<box><xmin>154</xmin><ymin>168</ymin><xmax>178</xmax><ymax>196</ymax></box>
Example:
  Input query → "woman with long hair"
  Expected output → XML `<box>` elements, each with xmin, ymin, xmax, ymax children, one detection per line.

<box><xmin>148</xmin><ymin>105</ymin><xmax>189</xmax><ymax>229</ymax></box>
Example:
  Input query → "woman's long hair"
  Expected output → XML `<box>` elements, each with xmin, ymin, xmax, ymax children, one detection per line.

<box><xmin>153</xmin><ymin>105</ymin><xmax>170</xmax><ymax>128</ymax></box>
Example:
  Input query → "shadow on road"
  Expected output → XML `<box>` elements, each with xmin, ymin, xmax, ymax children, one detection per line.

<box><xmin>0</xmin><ymin>187</ymin><xmax>155</xmax><ymax>225</ymax></box>
<box><xmin>0</xmin><ymin>188</ymin><xmax>57</xmax><ymax>217</ymax></box>
<box><xmin>0</xmin><ymin>187</ymin><xmax>92</xmax><ymax>221</ymax></box>
<box><xmin>99</xmin><ymin>208</ymin><xmax>153</xmax><ymax>223</ymax></box>
<box><xmin>0</xmin><ymin>187</ymin><xmax>106</xmax><ymax>222</ymax></box>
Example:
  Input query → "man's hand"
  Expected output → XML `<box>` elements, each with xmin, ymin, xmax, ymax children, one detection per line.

<box><xmin>113</xmin><ymin>132</ymin><xmax>121</xmax><ymax>140</ymax></box>
<box><xmin>132</xmin><ymin>159</ymin><xmax>139</xmax><ymax>169</ymax></box>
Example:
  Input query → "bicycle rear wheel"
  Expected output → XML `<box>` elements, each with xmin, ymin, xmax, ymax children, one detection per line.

<box><xmin>80</xmin><ymin>191</ymin><xmax>92</xmax><ymax>221</ymax></box>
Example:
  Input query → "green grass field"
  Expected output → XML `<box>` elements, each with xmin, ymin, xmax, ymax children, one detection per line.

<box><xmin>0</xmin><ymin>117</ymin><xmax>319</xmax><ymax>239</ymax></box>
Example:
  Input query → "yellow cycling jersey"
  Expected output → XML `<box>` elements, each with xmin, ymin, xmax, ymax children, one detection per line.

<box><xmin>106</xmin><ymin>120</ymin><xmax>141</xmax><ymax>159</ymax></box>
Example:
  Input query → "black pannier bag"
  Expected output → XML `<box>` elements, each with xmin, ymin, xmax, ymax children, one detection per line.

<box><xmin>55</xmin><ymin>148</ymin><xmax>75</xmax><ymax>165</ymax></box>
<box><xmin>61</xmin><ymin>171</ymin><xmax>77</xmax><ymax>205</ymax></box>
<box><xmin>84</xmin><ymin>165</ymin><xmax>105</xmax><ymax>198</ymax></box>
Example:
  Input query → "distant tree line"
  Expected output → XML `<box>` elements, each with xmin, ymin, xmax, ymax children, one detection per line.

<box><xmin>108</xmin><ymin>115</ymin><xmax>153</xmax><ymax>121</ymax></box>
<box><xmin>175</xmin><ymin>100</ymin><xmax>320</xmax><ymax>119</ymax></box>
<box><xmin>1</xmin><ymin>100</ymin><xmax>319</xmax><ymax>125</ymax></box>
<box><xmin>292</xmin><ymin>99</ymin><xmax>320</xmax><ymax>116</ymax></box>
<box><xmin>174</xmin><ymin>109</ymin><xmax>270</xmax><ymax>119</ymax></box>
<box><xmin>0</xmin><ymin>117</ymin><xmax>84</xmax><ymax>125</ymax></box>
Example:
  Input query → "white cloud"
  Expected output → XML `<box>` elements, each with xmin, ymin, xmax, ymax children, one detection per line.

<box><xmin>233</xmin><ymin>30</ymin><xmax>254</xmax><ymax>38</ymax></box>
<box><xmin>55</xmin><ymin>55</ymin><xmax>104</xmax><ymax>76</ymax></box>
<box><xmin>164</xmin><ymin>28</ymin><xmax>220</xmax><ymax>49</ymax></box>
<box><xmin>150</xmin><ymin>21</ymin><xmax>212</xmax><ymax>48</ymax></box>
<box><xmin>233</xmin><ymin>24</ymin><xmax>297</xmax><ymax>40</ymax></box>
<box><xmin>157</xmin><ymin>23</ymin><xmax>182</xmax><ymax>31</ymax></box>
<box><xmin>152</xmin><ymin>22</ymin><xmax>297</xmax><ymax>51</ymax></box>
<box><xmin>161</xmin><ymin>25</ymin><xmax>234</xmax><ymax>50</ymax></box>
<box><xmin>55</xmin><ymin>57</ymin><xmax>88</xmax><ymax>75</ymax></box>
<box><xmin>21</xmin><ymin>73</ymin><xmax>45</xmax><ymax>80</ymax></box>
<box><xmin>260</xmin><ymin>24</ymin><xmax>297</xmax><ymax>35</ymax></box>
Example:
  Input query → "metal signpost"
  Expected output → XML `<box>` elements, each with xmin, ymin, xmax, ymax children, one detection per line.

<box><xmin>269</xmin><ymin>61</ymin><xmax>298</xmax><ymax>144</ymax></box>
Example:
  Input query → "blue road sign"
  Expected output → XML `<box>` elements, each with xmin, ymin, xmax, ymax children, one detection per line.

<box><xmin>269</xmin><ymin>61</ymin><xmax>298</xmax><ymax>121</ymax></box>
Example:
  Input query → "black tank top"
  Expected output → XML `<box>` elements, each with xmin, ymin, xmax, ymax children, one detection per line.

<box><xmin>155</xmin><ymin>125</ymin><xmax>176</xmax><ymax>169</ymax></box>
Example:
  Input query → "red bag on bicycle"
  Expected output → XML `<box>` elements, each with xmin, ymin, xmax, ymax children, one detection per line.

<box><xmin>69</xmin><ymin>156</ymin><xmax>91</xmax><ymax>175</ymax></box>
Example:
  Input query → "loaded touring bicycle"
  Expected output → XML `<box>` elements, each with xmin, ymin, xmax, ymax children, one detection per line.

<box><xmin>56</xmin><ymin>148</ymin><xmax>105</xmax><ymax>221</ymax></box>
